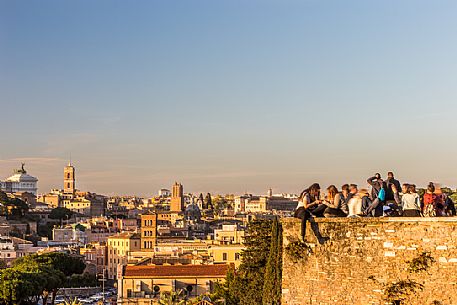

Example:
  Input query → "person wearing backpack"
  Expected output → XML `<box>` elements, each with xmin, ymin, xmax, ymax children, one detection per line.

<box><xmin>367</xmin><ymin>173</ymin><xmax>383</xmax><ymax>200</ymax></box>
<box><xmin>364</xmin><ymin>181</ymin><xmax>386</xmax><ymax>216</ymax></box>
<box><xmin>423</xmin><ymin>182</ymin><xmax>438</xmax><ymax>217</ymax></box>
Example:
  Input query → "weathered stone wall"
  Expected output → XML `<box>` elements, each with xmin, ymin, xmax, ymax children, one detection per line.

<box><xmin>282</xmin><ymin>218</ymin><xmax>457</xmax><ymax>305</ymax></box>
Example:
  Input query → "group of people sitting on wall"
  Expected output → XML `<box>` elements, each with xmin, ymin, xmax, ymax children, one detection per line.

<box><xmin>294</xmin><ymin>172</ymin><xmax>456</xmax><ymax>222</ymax></box>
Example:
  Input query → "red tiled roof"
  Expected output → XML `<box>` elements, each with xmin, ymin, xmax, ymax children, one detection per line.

<box><xmin>124</xmin><ymin>264</ymin><xmax>230</xmax><ymax>278</ymax></box>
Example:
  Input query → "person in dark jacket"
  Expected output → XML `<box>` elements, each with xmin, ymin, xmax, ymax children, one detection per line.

<box><xmin>365</xmin><ymin>181</ymin><xmax>387</xmax><ymax>217</ymax></box>
<box><xmin>445</xmin><ymin>195</ymin><xmax>456</xmax><ymax>216</ymax></box>
<box><xmin>385</xmin><ymin>171</ymin><xmax>401</xmax><ymax>201</ymax></box>
<box><xmin>367</xmin><ymin>173</ymin><xmax>383</xmax><ymax>200</ymax></box>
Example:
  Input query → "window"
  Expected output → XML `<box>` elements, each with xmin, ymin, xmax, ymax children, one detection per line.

<box><xmin>235</xmin><ymin>253</ymin><xmax>240</xmax><ymax>260</ymax></box>
<box><xmin>223</xmin><ymin>253</ymin><xmax>227</xmax><ymax>261</ymax></box>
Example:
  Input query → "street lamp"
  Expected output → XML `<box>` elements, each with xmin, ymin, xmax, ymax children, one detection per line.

<box><xmin>97</xmin><ymin>268</ymin><xmax>106</xmax><ymax>305</ymax></box>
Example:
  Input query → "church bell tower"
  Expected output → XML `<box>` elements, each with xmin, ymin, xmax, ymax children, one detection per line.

<box><xmin>64</xmin><ymin>162</ymin><xmax>75</xmax><ymax>195</ymax></box>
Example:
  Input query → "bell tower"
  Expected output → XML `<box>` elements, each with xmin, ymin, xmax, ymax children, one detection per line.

<box><xmin>64</xmin><ymin>162</ymin><xmax>75</xmax><ymax>195</ymax></box>
<box><xmin>170</xmin><ymin>182</ymin><xmax>184</xmax><ymax>212</ymax></box>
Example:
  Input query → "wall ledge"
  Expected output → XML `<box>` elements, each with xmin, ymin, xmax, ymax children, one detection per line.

<box><xmin>282</xmin><ymin>216</ymin><xmax>457</xmax><ymax>224</ymax></box>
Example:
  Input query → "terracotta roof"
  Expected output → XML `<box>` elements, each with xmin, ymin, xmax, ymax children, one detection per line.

<box><xmin>124</xmin><ymin>264</ymin><xmax>230</xmax><ymax>278</ymax></box>
<box><xmin>108</xmin><ymin>232</ymin><xmax>141</xmax><ymax>239</ymax></box>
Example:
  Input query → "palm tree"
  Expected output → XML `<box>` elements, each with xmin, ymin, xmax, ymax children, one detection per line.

<box><xmin>158</xmin><ymin>289</ymin><xmax>188</xmax><ymax>305</ymax></box>
<box><xmin>58</xmin><ymin>298</ymin><xmax>83</xmax><ymax>305</ymax></box>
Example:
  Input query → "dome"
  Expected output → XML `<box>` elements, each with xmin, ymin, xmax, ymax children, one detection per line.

<box><xmin>184</xmin><ymin>202</ymin><xmax>201</xmax><ymax>221</ymax></box>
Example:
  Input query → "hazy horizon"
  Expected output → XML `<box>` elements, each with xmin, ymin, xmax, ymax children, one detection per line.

<box><xmin>2</xmin><ymin>1</ymin><xmax>457</xmax><ymax>196</ymax></box>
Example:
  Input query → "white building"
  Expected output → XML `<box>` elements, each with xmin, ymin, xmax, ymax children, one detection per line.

<box><xmin>0</xmin><ymin>164</ymin><xmax>38</xmax><ymax>195</ymax></box>
<box><xmin>0</xmin><ymin>236</ymin><xmax>16</xmax><ymax>261</ymax></box>
<box><xmin>158</xmin><ymin>188</ymin><xmax>171</xmax><ymax>197</ymax></box>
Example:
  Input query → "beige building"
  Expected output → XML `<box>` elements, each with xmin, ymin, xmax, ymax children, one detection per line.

<box><xmin>80</xmin><ymin>243</ymin><xmax>107</xmax><ymax>275</ymax></box>
<box><xmin>244</xmin><ymin>196</ymin><xmax>267</xmax><ymax>213</ymax></box>
<box><xmin>208</xmin><ymin>245</ymin><xmax>244</xmax><ymax>268</ymax></box>
<box><xmin>37</xmin><ymin>192</ymin><xmax>61</xmax><ymax>208</ymax></box>
<box><xmin>107</xmin><ymin>232</ymin><xmax>141</xmax><ymax>279</ymax></box>
<box><xmin>118</xmin><ymin>264</ymin><xmax>231</xmax><ymax>304</ymax></box>
<box><xmin>64</xmin><ymin>196</ymin><xmax>105</xmax><ymax>217</ymax></box>
<box><xmin>234</xmin><ymin>195</ymin><xmax>298</xmax><ymax>213</ymax></box>
<box><xmin>214</xmin><ymin>224</ymin><xmax>245</xmax><ymax>245</ymax></box>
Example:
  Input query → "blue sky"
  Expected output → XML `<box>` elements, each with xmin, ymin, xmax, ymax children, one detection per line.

<box><xmin>1</xmin><ymin>0</ymin><xmax>457</xmax><ymax>196</ymax></box>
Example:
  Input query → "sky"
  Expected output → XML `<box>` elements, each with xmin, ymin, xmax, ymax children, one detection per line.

<box><xmin>1</xmin><ymin>0</ymin><xmax>457</xmax><ymax>197</ymax></box>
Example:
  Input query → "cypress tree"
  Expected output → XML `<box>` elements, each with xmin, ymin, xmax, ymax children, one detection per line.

<box><xmin>213</xmin><ymin>220</ymin><xmax>272</xmax><ymax>305</ymax></box>
<box><xmin>262</xmin><ymin>217</ymin><xmax>283</xmax><ymax>305</ymax></box>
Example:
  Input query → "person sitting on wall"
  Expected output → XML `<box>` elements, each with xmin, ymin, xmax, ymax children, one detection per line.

<box><xmin>345</xmin><ymin>184</ymin><xmax>358</xmax><ymax>205</ymax></box>
<box><xmin>385</xmin><ymin>171</ymin><xmax>401</xmax><ymax>202</ymax></box>
<box><xmin>444</xmin><ymin>194</ymin><xmax>456</xmax><ymax>216</ymax></box>
<box><xmin>385</xmin><ymin>184</ymin><xmax>403</xmax><ymax>216</ymax></box>
<box><xmin>401</xmin><ymin>184</ymin><xmax>421</xmax><ymax>217</ymax></box>
<box><xmin>347</xmin><ymin>189</ymin><xmax>370</xmax><ymax>217</ymax></box>
<box><xmin>323</xmin><ymin>185</ymin><xmax>348</xmax><ymax>217</ymax></box>
<box><xmin>294</xmin><ymin>183</ymin><xmax>323</xmax><ymax>240</ymax></box>
<box><xmin>367</xmin><ymin>173</ymin><xmax>383</xmax><ymax>201</ymax></box>
<box><xmin>423</xmin><ymin>182</ymin><xmax>440</xmax><ymax>217</ymax></box>
<box><xmin>364</xmin><ymin>181</ymin><xmax>387</xmax><ymax>217</ymax></box>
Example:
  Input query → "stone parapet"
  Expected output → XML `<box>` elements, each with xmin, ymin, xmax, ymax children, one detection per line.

<box><xmin>282</xmin><ymin>217</ymin><xmax>457</xmax><ymax>305</ymax></box>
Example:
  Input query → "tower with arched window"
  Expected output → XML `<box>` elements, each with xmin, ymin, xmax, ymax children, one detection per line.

<box><xmin>64</xmin><ymin>162</ymin><xmax>75</xmax><ymax>195</ymax></box>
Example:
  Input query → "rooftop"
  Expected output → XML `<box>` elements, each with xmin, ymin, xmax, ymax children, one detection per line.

<box><xmin>124</xmin><ymin>264</ymin><xmax>231</xmax><ymax>278</ymax></box>
<box><xmin>108</xmin><ymin>232</ymin><xmax>141</xmax><ymax>239</ymax></box>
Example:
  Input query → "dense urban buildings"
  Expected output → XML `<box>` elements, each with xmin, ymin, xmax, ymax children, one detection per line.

<box><xmin>1</xmin><ymin>162</ymin><xmax>300</xmax><ymax>303</ymax></box>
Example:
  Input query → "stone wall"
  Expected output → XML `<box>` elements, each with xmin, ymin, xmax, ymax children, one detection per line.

<box><xmin>281</xmin><ymin>217</ymin><xmax>457</xmax><ymax>305</ymax></box>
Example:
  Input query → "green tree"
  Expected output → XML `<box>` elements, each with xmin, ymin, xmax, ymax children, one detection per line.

<box><xmin>262</xmin><ymin>218</ymin><xmax>283</xmax><ymax>305</ymax></box>
<box><xmin>205</xmin><ymin>193</ymin><xmax>213</xmax><ymax>210</ymax></box>
<box><xmin>0</xmin><ymin>190</ymin><xmax>8</xmax><ymax>203</ymax></box>
<box><xmin>0</xmin><ymin>195</ymin><xmax>29</xmax><ymax>219</ymax></box>
<box><xmin>59</xmin><ymin>298</ymin><xmax>83</xmax><ymax>305</ymax></box>
<box><xmin>213</xmin><ymin>219</ymin><xmax>277</xmax><ymax>305</ymax></box>
<box><xmin>49</xmin><ymin>208</ymin><xmax>73</xmax><ymax>226</ymax></box>
<box><xmin>0</xmin><ymin>265</ymin><xmax>49</xmax><ymax>305</ymax></box>
<box><xmin>15</xmin><ymin>259</ymin><xmax>65</xmax><ymax>305</ymax></box>
<box><xmin>65</xmin><ymin>273</ymin><xmax>97</xmax><ymax>288</ymax></box>
<box><xmin>158</xmin><ymin>290</ymin><xmax>187</xmax><ymax>305</ymax></box>
<box><xmin>74</xmin><ymin>224</ymin><xmax>86</xmax><ymax>232</ymax></box>
<box><xmin>13</xmin><ymin>252</ymin><xmax>85</xmax><ymax>305</ymax></box>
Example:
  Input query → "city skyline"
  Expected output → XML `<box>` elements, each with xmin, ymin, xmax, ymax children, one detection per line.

<box><xmin>2</xmin><ymin>1</ymin><xmax>457</xmax><ymax>195</ymax></box>
<box><xmin>0</xmin><ymin>159</ymin><xmax>455</xmax><ymax>197</ymax></box>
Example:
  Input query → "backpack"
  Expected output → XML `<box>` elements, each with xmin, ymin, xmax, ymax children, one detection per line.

<box><xmin>423</xmin><ymin>203</ymin><xmax>436</xmax><ymax>217</ymax></box>
<box><xmin>378</xmin><ymin>188</ymin><xmax>386</xmax><ymax>201</ymax></box>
